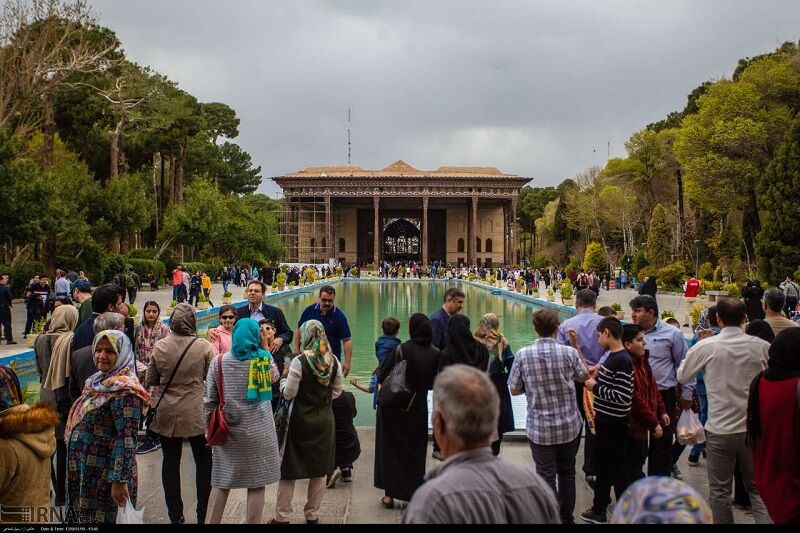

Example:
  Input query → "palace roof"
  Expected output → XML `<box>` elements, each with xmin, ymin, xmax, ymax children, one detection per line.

<box><xmin>277</xmin><ymin>160</ymin><xmax>523</xmax><ymax>180</ymax></box>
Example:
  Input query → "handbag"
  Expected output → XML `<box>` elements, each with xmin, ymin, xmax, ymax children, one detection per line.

<box><xmin>206</xmin><ymin>353</ymin><xmax>229</xmax><ymax>446</ymax></box>
<box><xmin>273</xmin><ymin>395</ymin><xmax>293</xmax><ymax>457</ymax></box>
<box><xmin>143</xmin><ymin>337</ymin><xmax>198</xmax><ymax>438</ymax></box>
<box><xmin>378</xmin><ymin>345</ymin><xmax>416</xmax><ymax>411</ymax></box>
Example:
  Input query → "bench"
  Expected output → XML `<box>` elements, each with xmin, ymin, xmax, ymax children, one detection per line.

<box><xmin>705</xmin><ymin>290</ymin><xmax>729</xmax><ymax>303</ymax></box>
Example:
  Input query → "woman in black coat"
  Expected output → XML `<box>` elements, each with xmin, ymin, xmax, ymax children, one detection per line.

<box><xmin>742</xmin><ymin>279</ymin><xmax>765</xmax><ymax>321</ymax></box>
<box><xmin>374</xmin><ymin>313</ymin><xmax>440</xmax><ymax>507</ymax></box>
<box><xmin>438</xmin><ymin>314</ymin><xmax>489</xmax><ymax>372</ymax></box>
<box><xmin>638</xmin><ymin>276</ymin><xmax>658</xmax><ymax>298</ymax></box>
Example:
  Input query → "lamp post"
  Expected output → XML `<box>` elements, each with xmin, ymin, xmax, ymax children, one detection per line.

<box><xmin>694</xmin><ymin>240</ymin><xmax>701</xmax><ymax>278</ymax></box>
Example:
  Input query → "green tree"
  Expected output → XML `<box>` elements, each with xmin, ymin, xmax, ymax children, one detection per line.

<box><xmin>218</xmin><ymin>142</ymin><xmax>262</xmax><ymax>195</ymax></box>
<box><xmin>582</xmin><ymin>242</ymin><xmax>607</xmax><ymax>273</ymax></box>
<box><xmin>91</xmin><ymin>172</ymin><xmax>154</xmax><ymax>252</ymax></box>
<box><xmin>756</xmin><ymin>116</ymin><xmax>800</xmax><ymax>283</ymax></box>
<box><xmin>201</xmin><ymin>102</ymin><xmax>240</xmax><ymax>145</ymax></box>
<box><xmin>646</xmin><ymin>203</ymin><xmax>672</xmax><ymax>268</ymax></box>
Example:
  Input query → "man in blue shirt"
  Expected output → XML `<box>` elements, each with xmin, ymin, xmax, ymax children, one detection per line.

<box><xmin>295</xmin><ymin>285</ymin><xmax>352</xmax><ymax>376</ymax></box>
<box><xmin>556</xmin><ymin>289</ymin><xmax>604</xmax><ymax>486</ymax></box>
<box><xmin>630</xmin><ymin>294</ymin><xmax>692</xmax><ymax>478</ymax></box>
<box><xmin>430</xmin><ymin>287</ymin><xmax>465</xmax><ymax>350</ymax></box>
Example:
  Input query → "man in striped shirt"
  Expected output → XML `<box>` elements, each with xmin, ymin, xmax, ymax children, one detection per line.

<box><xmin>580</xmin><ymin>317</ymin><xmax>633</xmax><ymax>524</ymax></box>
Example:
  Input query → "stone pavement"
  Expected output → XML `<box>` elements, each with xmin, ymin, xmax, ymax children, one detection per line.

<box><xmin>135</xmin><ymin>428</ymin><xmax>750</xmax><ymax>524</ymax></box>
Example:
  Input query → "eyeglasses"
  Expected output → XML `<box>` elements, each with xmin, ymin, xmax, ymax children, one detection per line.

<box><xmin>220</xmin><ymin>315</ymin><xmax>235</xmax><ymax>320</ymax></box>
<box><xmin>263</xmin><ymin>326</ymin><xmax>276</xmax><ymax>331</ymax></box>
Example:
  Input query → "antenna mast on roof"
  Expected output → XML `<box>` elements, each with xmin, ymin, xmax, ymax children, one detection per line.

<box><xmin>347</xmin><ymin>107</ymin><xmax>352</xmax><ymax>166</ymax></box>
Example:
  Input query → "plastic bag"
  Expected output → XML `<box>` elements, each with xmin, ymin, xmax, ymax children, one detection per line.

<box><xmin>676</xmin><ymin>409</ymin><xmax>706</xmax><ymax>445</ymax></box>
<box><xmin>117</xmin><ymin>499</ymin><xmax>144</xmax><ymax>524</ymax></box>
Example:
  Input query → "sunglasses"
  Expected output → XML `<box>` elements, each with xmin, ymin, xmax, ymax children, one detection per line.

<box><xmin>220</xmin><ymin>315</ymin><xmax>236</xmax><ymax>320</ymax></box>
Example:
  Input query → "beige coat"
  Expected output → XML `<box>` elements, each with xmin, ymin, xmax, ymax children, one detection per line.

<box><xmin>0</xmin><ymin>403</ymin><xmax>59</xmax><ymax>516</ymax></box>
<box><xmin>145</xmin><ymin>304</ymin><xmax>213</xmax><ymax>438</ymax></box>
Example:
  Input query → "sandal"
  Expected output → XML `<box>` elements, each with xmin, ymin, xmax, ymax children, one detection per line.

<box><xmin>381</xmin><ymin>496</ymin><xmax>394</xmax><ymax>509</ymax></box>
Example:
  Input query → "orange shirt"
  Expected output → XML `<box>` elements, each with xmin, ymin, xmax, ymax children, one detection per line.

<box><xmin>172</xmin><ymin>269</ymin><xmax>183</xmax><ymax>286</ymax></box>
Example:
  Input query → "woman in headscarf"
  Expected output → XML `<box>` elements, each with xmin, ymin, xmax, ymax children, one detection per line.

<box><xmin>374</xmin><ymin>313</ymin><xmax>441</xmax><ymax>509</ymax></box>
<box><xmin>474</xmin><ymin>312</ymin><xmax>515</xmax><ymax>455</ymax></box>
<box><xmin>742</xmin><ymin>279</ymin><xmax>766</xmax><ymax>321</ymax></box>
<box><xmin>747</xmin><ymin>328</ymin><xmax>800</xmax><ymax>524</ymax></box>
<box><xmin>610</xmin><ymin>477</ymin><xmax>713</xmax><ymax>524</ymax></box>
<box><xmin>205</xmin><ymin>318</ymin><xmax>281</xmax><ymax>524</ymax></box>
<box><xmin>145</xmin><ymin>303</ymin><xmax>214</xmax><ymax>524</ymax></box>
<box><xmin>273</xmin><ymin>320</ymin><xmax>343</xmax><ymax>524</ymax></box>
<box><xmin>134</xmin><ymin>300</ymin><xmax>170</xmax><ymax>454</ymax></box>
<box><xmin>65</xmin><ymin>330</ymin><xmax>149</xmax><ymax>523</ymax></box>
<box><xmin>745</xmin><ymin>319</ymin><xmax>775</xmax><ymax>343</ymax></box>
<box><xmin>438</xmin><ymin>314</ymin><xmax>489</xmax><ymax>372</ymax></box>
<box><xmin>208</xmin><ymin>304</ymin><xmax>237</xmax><ymax>357</ymax></box>
<box><xmin>638</xmin><ymin>276</ymin><xmax>658</xmax><ymax>298</ymax></box>
<box><xmin>34</xmin><ymin>303</ymin><xmax>78</xmax><ymax>506</ymax></box>
<box><xmin>0</xmin><ymin>365</ymin><xmax>59</xmax><ymax>519</ymax></box>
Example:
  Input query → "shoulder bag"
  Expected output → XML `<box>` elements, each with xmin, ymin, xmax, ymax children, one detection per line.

<box><xmin>378</xmin><ymin>345</ymin><xmax>416</xmax><ymax>411</ymax></box>
<box><xmin>143</xmin><ymin>337</ymin><xmax>198</xmax><ymax>438</ymax></box>
<box><xmin>206</xmin><ymin>353</ymin><xmax>229</xmax><ymax>446</ymax></box>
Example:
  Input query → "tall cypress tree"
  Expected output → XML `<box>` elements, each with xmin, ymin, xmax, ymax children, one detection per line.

<box><xmin>646</xmin><ymin>203</ymin><xmax>672</xmax><ymax>268</ymax></box>
<box><xmin>756</xmin><ymin>116</ymin><xmax>800</xmax><ymax>284</ymax></box>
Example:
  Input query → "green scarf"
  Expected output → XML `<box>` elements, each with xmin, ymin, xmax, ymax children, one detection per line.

<box><xmin>300</xmin><ymin>320</ymin><xmax>335</xmax><ymax>386</ymax></box>
<box><xmin>230</xmin><ymin>318</ymin><xmax>272</xmax><ymax>402</ymax></box>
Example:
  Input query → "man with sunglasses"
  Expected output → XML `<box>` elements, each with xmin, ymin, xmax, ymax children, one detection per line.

<box><xmin>294</xmin><ymin>285</ymin><xmax>352</xmax><ymax>377</ymax></box>
<box><xmin>210</xmin><ymin>280</ymin><xmax>292</xmax><ymax>353</ymax></box>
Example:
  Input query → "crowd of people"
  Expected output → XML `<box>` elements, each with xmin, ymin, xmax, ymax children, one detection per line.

<box><xmin>0</xmin><ymin>266</ymin><xmax>799</xmax><ymax>525</ymax></box>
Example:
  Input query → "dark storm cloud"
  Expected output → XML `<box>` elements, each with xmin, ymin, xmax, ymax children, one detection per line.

<box><xmin>92</xmin><ymin>0</ymin><xmax>800</xmax><ymax>195</ymax></box>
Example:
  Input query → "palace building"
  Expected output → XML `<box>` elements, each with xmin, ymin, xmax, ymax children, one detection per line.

<box><xmin>272</xmin><ymin>160</ymin><xmax>530</xmax><ymax>266</ymax></box>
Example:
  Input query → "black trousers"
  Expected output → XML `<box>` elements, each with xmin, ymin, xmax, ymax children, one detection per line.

<box><xmin>648</xmin><ymin>389</ymin><xmax>677</xmax><ymax>476</ymax></box>
<box><xmin>575</xmin><ymin>381</ymin><xmax>596</xmax><ymax>476</ymax></box>
<box><xmin>592</xmin><ymin>416</ymin><xmax>629</xmax><ymax>512</ymax></box>
<box><xmin>24</xmin><ymin>307</ymin><xmax>44</xmax><ymax>335</ymax></box>
<box><xmin>51</xmin><ymin>439</ymin><xmax>67</xmax><ymax>505</ymax></box>
<box><xmin>159</xmin><ymin>435</ymin><xmax>212</xmax><ymax>525</ymax></box>
<box><xmin>0</xmin><ymin>306</ymin><xmax>12</xmax><ymax>341</ymax></box>
<box><xmin>622</xmin><ymin>435</ymin><xmax>648</xmax><ymax>493</ymax></box>
<box><xmin>127</xmin><ymin>288</ymin><xmax>137</xmax><ymax>305</ymax></box>
<box><xmin>785</xmin><ymin>296</ymin><xmax>798</xmax><ymax>318</ymax></box>
<box><xmin>491</xmin><ymin>433</ymin><xmax>504</xmax><ymax>456</ymax></box>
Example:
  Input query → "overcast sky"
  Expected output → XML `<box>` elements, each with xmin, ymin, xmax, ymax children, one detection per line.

<box><xmin>93</xmin><ymin>0</ymin><xmax>800</xmax><ymax>196</ymax></box>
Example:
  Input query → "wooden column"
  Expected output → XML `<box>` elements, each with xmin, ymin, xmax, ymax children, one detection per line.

<box><xmin>502</xmin><ymin>202</ymin><xmax>509</xmax><ymax>265</ymax></box>
<box><xmin>470</xmin><ymin>196</ymin><xmax>478</xmax><ymax>266</ymax></box>
<box><xmin>510</xmin><ymin>196</ymin><xmax>518</xmax><ymax>266</ymax></box>
<box><xmin>422</xmin><ymin>195</ymin><xmax>429</xmax><ymax>266</ymax></box>
<box><xmin>325</xmin><ymin>194</ymin><xmax>332</xmax><ymax>261</ymax></box>
<box><xmin>373</xmin><ymin>196</ymin><xmax>381</xmax><ymax>265</ymax></box>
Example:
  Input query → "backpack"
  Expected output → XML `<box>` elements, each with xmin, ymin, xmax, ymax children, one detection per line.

<box><xmin>125</xmin><ymin>272</ymin><xmax>136</xmax><ymax>289</ymax></box>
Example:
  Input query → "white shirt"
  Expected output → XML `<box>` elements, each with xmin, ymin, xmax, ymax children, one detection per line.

<box><xmin>677</xmin><ymin>327</ymin><xmax>768</xmax><ymax>435</ymax></box>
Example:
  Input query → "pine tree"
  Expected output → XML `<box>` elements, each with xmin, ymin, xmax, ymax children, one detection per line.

<box><xmin>582</xmin><ymin>242</ymin><xmax>607</xmax><ymax>273</ymax></box>
<box><xmin>756</xmin><ymin>116</ymin><xmax>800</xmax><ymax>284</ymax></box>
<box><xmin>646</xmin><ymin>203</ymin><xmax>672</xmax><ymax>268</ymax></box>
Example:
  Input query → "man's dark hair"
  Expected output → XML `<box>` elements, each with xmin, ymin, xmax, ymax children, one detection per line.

<box><xmin>597</xmin><ymin>316</ymin><xmax>623</xmax><ymax>340</ymax></box>
<box><xmin>597</xmin><ymin>306</ymin><xmax>616</xmax><ymax>317</ymax></box>
<box><xmin>444</xmin><ymin>287</ymin><xmax>465</xmax><ymax>302</ymax></box>
<box><xmin>247</xmin><ymin>280</ymin><xmax>266</xmax><ymax>293</ymax></box>
<box><xmin>533</xmin><ymin>308</ymin><xmax>560</xmax><ymax>337</ymax></box>
<box><xmin>92</xmin><ymin>284</ymin><xmax>123</xmax><ymax>314</ymax></box>
<box><xmin>763</xmin><ymin>288</ymin><xmax>785</xmax><ymax>313</ymax></box>
<box><xmin>622</xmin><ymin>323</ymin><xmax>643</xmax><ymax>345</ymax></box>
<box><xmin>575</xmin><ymin>289</ymin><xmax>597</xmax><ymax>308</ymax></box>
<box><xmin>382</xmin><ymin>317</ymin><xmax>400</xmax><ymax>336</ymax></box>
<box><xmin>716</xmin><ymin>297</ymin><xmax>746</xmax><ymax>327</ymax></box>
<box><xmin>319</xmin><ymin>285</ymin><xmax>336</xmax><ymax>297</ymax></box>
<box><xmin>629</xmin><ymin>294</ymin><xmax>659</xmax><ymax>317</ymax></box>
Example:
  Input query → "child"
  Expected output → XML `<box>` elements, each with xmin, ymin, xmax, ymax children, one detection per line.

<box><xmin>622</xmin><ymin>323</ymin><xmax>667</xmax><ymax>487</ymax></box>
<box><xmin>328</xmin><ymin>390</ymin><xmax>361</xmax><ymax>488</ymax></box>
<box><xmin>581</xmin><ymin>317</ymin><xmax>633</xmax><ymax>524</ymax></box>
<box><xmin>350</xmin><ymin>367</ymin><xmax>379</xmax><ymax>410</ymax></box>
<box><xmin>375</xmin><ymin>317</ymin><xmax>401</xmax><ymax>366</ymax></box>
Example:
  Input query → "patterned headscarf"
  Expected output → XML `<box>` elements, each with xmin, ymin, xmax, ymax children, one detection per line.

<box><xmin>65</xmin><ymin>330</ymin><xmax>149</xmax><ymax>440</ymax></box>
<box><xmin>611</xmin><ymin>477</ymin><xmax>713</xmax><ymax>524</ymax></box>
<box><xmin>0</xmin><ymin>365</ymin><xmax>22</xmax><ymax>412</ymax></box>
<box><xmin>42</xmin><ymin>304</ymin><xmax>79</xmax><ymax>392</ymax></box>
<box><xmin>230</xmin><ymin>318</ymin><xmax>273</xmax><ymax>402</ymax></box>
<box><xmin>300</xmin><ymin>320</ymin><xmax>335</xmax><ymax>386</ymax></box>
<box><xmin>135</xmin><ymin>301</ymin><xmax>171</xmax><ymax>367</ymax></box>
<box><xmin>474</xmin><ymin>312</ymin><xmax>509</xmax><ymax>362</ymax></box>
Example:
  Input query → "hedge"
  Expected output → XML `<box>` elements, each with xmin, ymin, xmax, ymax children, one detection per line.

<box><xmin>183</xmin><ymin>262</ymin><xmax>222</xmax><ymax>280</ymax></box>
<box><xmin>0</xmin><ymin>260</ymin><xmax>47</xmax><ymax>298</ymax></box>
<box><xmin>126</xmin><ymin>259</ymin><xmax>167</xmax><ymax>286</ymax></box>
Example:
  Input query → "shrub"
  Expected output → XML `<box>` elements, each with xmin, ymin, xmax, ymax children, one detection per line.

<box><xmin>637</xmin><ymin>265</ymin><xmax>657</xmax><ymax>281</ymax></box>
<box><xmin>660</xmin><ymin>309</ymin><xmax>675</xmax><ymax>320</ymax></box>
<box><xmin>183</xmin><ymin>262</ymin><xmax>221</xmax><ymax>280</ymax></box>
<box><xmin>699</xmin><ymin>262</ymin><xmax>715</xmax><ymax>281</ymax></box>
<box><xmin>532</xmin><ymin>252</ymin><xmax>551</xmax><ymax>270</ymax></box>
<box><xmin>488</xmin><ymin>275</ymin><xmax>496</xmax><ymax>284</ymax></box>
<box><xmin>198</xmin><ymin>292</ymin><xmax>208</xmax><ymax>302</ymax></box>
<box><xmin>582</xmin><ymin>242</ymin><xmax>607</xmax><ymax>273</ymax></box>
<box><xmin>724</xmin><ymin>282</ymin><xmax>741</xmax><ymax>298</ymax></box>
<box><xmin>467</xmin><ymin>272</ymin><xmax>476</xmax><ymax>281</ymax></box>
<box><xmin>2</xmin><ymin>260</ymin><xmax>47</xmax><ymax>298</ymax></box>
<box><xmin>350</xmin><ymin>267</ymin><xmax>359</xmax><ymax>277</ymax></box>
<box><xmin>713</xmin><ymin>266</ymin><xmax>723</xmax><ymax>283</ymax></box>
<box><xmin>690</xmin><ymin>304</ymin><xmax>705</xmax><ymax>327</ymax></box>
<box><xmin>276</xmin><ymin>272</ymin><xmax>287</xmax><ymax>286</ymax></box>
<box><xmin>657</xmin><ymin>261</ymin><xmax>686</xmax><ymax>290</ymax></box>
<box><xmin>102</xmin><ymin>256</ymin><xmax>127</xmax><ymax>284</ymax></box>
<box><xmin>366</xmin><ymin>263</ymin><xmax>375</xmax><ymax>270</ymax></box>
<box><xmin>611</xmin><ymin>302</ymin><xmax>623</xmax><ymax>311</ymax></box>
<box><xmin>169</xmin><ymin>300</ymin><xmax>177</xmax><ymax>308</ymax></box>
<box><xmin>700</xmin><ymin>280</ymin><xmax>714</xmax><ymax>295</ymax></box>
<box><xmin>126</xmin><ymin>258</ymin><xmax>167</xmax><ymax>287</ymax></box>
<box><xmin>335</xmin><ymin>266</ymin><xmax>343</xmax><ymax>277</ymax></box>
<box><xmin>127</xmin><ymin>304</ymin><xmax>138</xmax><ymax>317</ymax></box>
<box><xmin>560</xmin><ymin>280</ymin><xmax>573</xmax><ymax>300</ymax></box>
<box><xmin>223</xmin><ymin>290</ymin><xmax>232</xmax><ymax>297</ymax></box>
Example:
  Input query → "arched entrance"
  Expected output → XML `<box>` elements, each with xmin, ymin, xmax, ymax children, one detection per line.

<box><xmin>383</xmin><ymin>218</ymin><xmax>421</xmax><ymax>262</ymax></box>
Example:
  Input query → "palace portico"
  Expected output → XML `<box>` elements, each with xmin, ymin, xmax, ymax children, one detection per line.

<box><xmin>273</xmin><ymin>160</ymin><xmax>530</xmax><ymax>266</ymax></box>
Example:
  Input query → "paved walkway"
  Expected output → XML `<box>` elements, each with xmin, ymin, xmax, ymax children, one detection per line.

<box><xmin>135</xmin><ymin>428</ymin><xmax>749</xmax><ymax>524</ymax></box>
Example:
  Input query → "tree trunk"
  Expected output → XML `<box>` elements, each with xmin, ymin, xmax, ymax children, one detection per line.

<box><xmin>43</xmin><ymin>235</ymin><xmax>57</xmax><ymax>277</ymax></box>
<box><xmin>176</xmin><ymin>138</ymin><xmax>188</xmax><ymax>202</ymax></box>
<box><xmin>110</xmin><ymin>115</ymin><xmax>126</xmax><ymax>180</ymax></box>
<box><xmin>742</xmin><ymin>187</ymin><xmax>760</xmax><ymax>263</ymax></box>
<box><xmin>167</xmin><ymin>152</ymin><xmax>176</xmax><ymax>206</ymax></box>
<box><xmin>152</xmin><ymin>152</ymin><xmax>160</xmax><ymax>234</ymax></box>
<box><xmin>40</xmin><ymin>97</ymin><xmax>57</xmax><ymax>170</ymax></box>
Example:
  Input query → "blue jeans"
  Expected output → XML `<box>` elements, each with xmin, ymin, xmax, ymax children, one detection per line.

<box><xmin>222</xmin><ymin>280</ymin><xmax>229</xmax><ymax>293</ymax></box>
<box><xmin>691</xmin><ymin>392</ymin><xmax>708</xmax><ymax>455</ymax></box>
<box><xmin>172</xmin><ymin>284</ymin><xmax>180</xmax><ymax>301</ymax></box>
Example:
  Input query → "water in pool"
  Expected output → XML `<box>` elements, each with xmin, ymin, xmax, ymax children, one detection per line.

<box><xmin>250</xmin><ymin>281</ymin><xmax>569</xmax><ymax>426</ymax></box>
